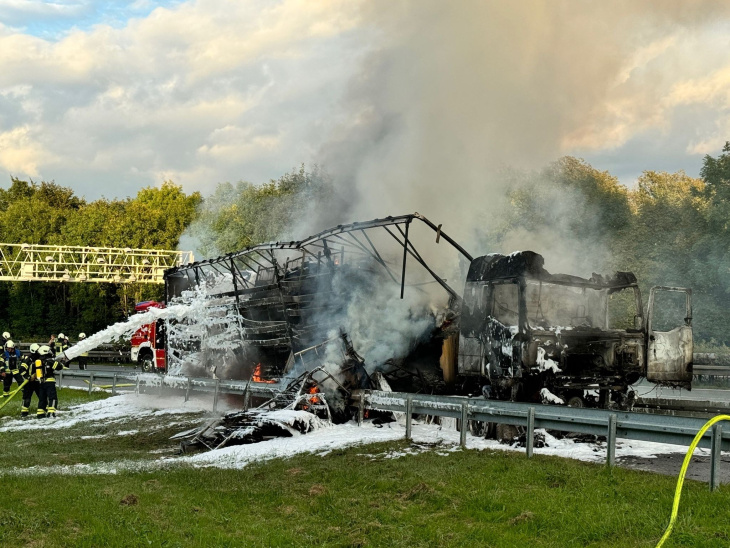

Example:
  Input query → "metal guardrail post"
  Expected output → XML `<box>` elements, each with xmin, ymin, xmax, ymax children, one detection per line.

<box><xmin>607</xmin><ymin>414</ymin><xmax>617</xmax><ymax>467</ymax></box>
<box><xmin>58</xmin><ymin>371</ymin><xmax>63</xmax><ymax>389</ymax></box>
<box><xmin>526</xmin><ymin>407</ymin><xmax>535</xmax><ymax>458</ymax></box>
<box><xmin>213</xmin><ymin>379</ymin><xmax>220</xmax><ymax>412</ymax></box>
<box><xmin>185</xmin><ymin>377</ymin><xmax>191</xmax><ymax>403</ymax></box>
<box><xmin>355</xmin><ymin>395</ymin><xmax>363</xmax><ymax>426</ymax></box>
<box><xmin>405</xmin><ymin>395</ymin><xmax>413</xmax><ymax>440</ymax></box>
<box><xmin>112</xmin><ymin>373</ymin><xmax>117</xmax><ymax>396</ymax></box>
<box><xmin>460</xmin><ymin>402</ymin><xmax>468</xmax><ymax>448</ymax></box>
<box><xmin>135</xmin><ymin>376</ymin><xmax>140</xmax><ymax>396</ymax></box>
<box><xmin>711</xmin><ymin>424</ymin><xmax>723</xmax><ymax>491</ymax></box>
<box><xmin>88</xmin><ymin>373</ymin><xmax>94</xmax><ymax>394</ymax></box>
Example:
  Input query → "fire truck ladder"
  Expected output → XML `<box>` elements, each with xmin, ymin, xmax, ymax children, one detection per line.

<box><xmin>0</xmin><ymin>243</ymin><xmax>193</xmax><ymax>284</ymax></box>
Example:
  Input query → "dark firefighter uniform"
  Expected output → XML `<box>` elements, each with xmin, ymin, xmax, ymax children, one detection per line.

<box><xmin>3</xmin><ymin>345</ymin><xmax>23</xmax><ymax>397</ymax></box>
<box><xmin>77</xmin><ymin>333</ymin><xmax>88</xmax><ymax>370</ymax></box>
<box><xmin>57</xmin><ymin>337</ymin><xmax>70</xmax><ymax>358</ymax></box>
<box><xmin>39</xmin><ymin>354</ymin><xmax>62</xmax><ymax>418</ymax></box>
<box><xmin>20</xmin><ymin>352</ymin><xmax>42</xmax><ymax>418</ymax></box>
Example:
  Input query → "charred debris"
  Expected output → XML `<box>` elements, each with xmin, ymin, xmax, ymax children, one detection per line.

<box><xmin>164</xmin><ymin>214</ymin><xmax>693</xmax><ymax>451</ymax></box>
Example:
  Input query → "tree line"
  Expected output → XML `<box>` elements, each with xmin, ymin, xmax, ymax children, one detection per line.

<box><xmin>3</xmin><ymin>146</ymin><xmax>730</xmax><ymax>345</ymax></box>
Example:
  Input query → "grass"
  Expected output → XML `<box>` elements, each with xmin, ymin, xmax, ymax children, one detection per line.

<box><xmin>0</xmin><ymin>386</ymin><xmax>109</xmax><ymax>419</ymax></box>
<box><xmin>0</xmin><ymin>390</ymin><xmax>729</xmax><ymax>547</ymax></box>
<box><xmin>0</xmin><ymin>387</ymin><xmax>207</xmax><ymax>468</ymax></box>
<box><xmin>0</xmin><ymin>442</ymin><xmax>728</xmax><ymax>547</ymax></box>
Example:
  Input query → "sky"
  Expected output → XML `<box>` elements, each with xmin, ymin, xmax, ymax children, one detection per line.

<box><xmin>1</xmin><ymin>0</ymin><xmax>730</xmax><ymax>201</ymax></box>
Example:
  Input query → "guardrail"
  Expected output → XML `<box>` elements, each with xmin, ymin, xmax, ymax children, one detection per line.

<box><xmin>694</xmin><ymin>365</ymin><xmax>730</xmax><ymax>377</ymax></box>
<box><xmin>14</xmin><ymin>342</ymin><xmax>131</xmax><ymax>363</ymax></box>
<box><xmin>57</xmin><ymin>369</ymin><xmax>284</xmax><ymax>411</ymax></box>
<box><xmin>351</xmin><ymin>389</ymin><xmax>730</xmax><ymax>491</ymax></box>
<box><xmin>57</xmin><ymin>370</ymin><xmax>730</xmax><ymax>490</ymax></box>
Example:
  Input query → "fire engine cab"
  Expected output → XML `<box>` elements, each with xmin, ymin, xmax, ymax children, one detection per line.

<box><xmin>130</xmin><ymin>301</ymin><xmax>166</xmax><ymax>372</ymax></box>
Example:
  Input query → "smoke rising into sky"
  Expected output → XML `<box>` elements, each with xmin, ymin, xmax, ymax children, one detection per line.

<box><xmin>2</xmin><ymin>0</ymin><xmax>730</xmax><ymax>234</ymax></box>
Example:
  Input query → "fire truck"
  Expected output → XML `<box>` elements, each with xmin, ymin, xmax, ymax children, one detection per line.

<box><xmin>130</xmin><ymin>301</ymin><xmax>167</xmax><ymax>372</ymax></box>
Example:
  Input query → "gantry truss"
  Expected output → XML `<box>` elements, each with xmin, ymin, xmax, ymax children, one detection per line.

<box><xmin>0</xmin><ymin>243</ymin><xmax>193</xmax><ymax>284</ymax></box>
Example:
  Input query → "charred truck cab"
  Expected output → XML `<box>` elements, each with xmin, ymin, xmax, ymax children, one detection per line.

<box><xmin>457</xmin><ymin>252</ymin><xmax>693</xmax><ymax>408</ymax></box>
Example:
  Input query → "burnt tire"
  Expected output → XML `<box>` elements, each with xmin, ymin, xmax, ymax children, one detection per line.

<box><xmin>496</xmin><ymin>423</ymin><xmax>522</xmax><ymax>443</ymax></box>
<box><xmin>567</xmin><ymin>396</ymin><xmax>584</xmax><ymax>408</ymax></box>
<box><xmin>469</xmin><ymin>420</ymin><xmax>493</xmax><ymax>437</ymax></box>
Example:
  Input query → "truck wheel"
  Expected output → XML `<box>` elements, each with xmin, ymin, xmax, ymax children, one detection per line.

<box><xmin>468</xmin><ymin>420</ymin><xmax>486</xmax><ymax>437</ymax></box>
<box><xmin>140</xmin><ymin>355</ymin><xmax>154</xmax><ymax>372</ymax></box>
<box><xmin>567</xmin><ymin>396</ymin><xmax>584</xmax><ymax>408</ymax></box>
<box><xmin>496</xmin><ymin>423</ymin><xmax>522</xmax><ymax>443</ymax></box>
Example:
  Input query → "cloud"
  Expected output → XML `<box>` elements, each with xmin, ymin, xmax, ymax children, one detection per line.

<box><xmin>0</xmin><ymin>0</ymin><xmax>366</xmax><ymax>197</ymax></box>
<box><xmin>2</xmin><ymin>0</ymin><xmax>730</xmax><ymax>206</ymax></box>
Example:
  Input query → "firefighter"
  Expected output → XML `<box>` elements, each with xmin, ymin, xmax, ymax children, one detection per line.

<box><xmin>55</xmin><ymin>333</ymin><xmax>70</xmax><ymax>369</ymax></box>
<box><xmin>20</xmin><ymin>343</ymin><xmax>42</xmax><ymax>418</ymax></box>
<box><xmin>38</xmin><ymin>345</ymin><xmax>62</xmax><ymax>418</ymax></box>
<box><xmin>56</xmin><ymin>333</ymin><xmax>70</xmax><ymax>358</ymax></box>
<box><xmin>2</xmin><ymin>332</ymin><xmax>10</xmax><ymax>346</ymax></box>
<box><xmin>77</xmin><ymin>333</ymin><xmax>88</xmax><ymax>370</ymax></box>
<box><xmin>2</xmin><ymin>340</ymin><xmax>23</xmax><ymax>397</ymax></box>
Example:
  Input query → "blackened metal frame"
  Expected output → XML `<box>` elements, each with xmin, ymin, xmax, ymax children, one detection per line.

<box><xmin>165</xmin><ymin>212</ymin><xmax>473</xmax><ymax>303</ymax></box>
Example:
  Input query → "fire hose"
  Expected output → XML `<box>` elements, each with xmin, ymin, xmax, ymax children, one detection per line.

<box><xmin>655</xmin><ymin>414</ymin><xmax>730</xmax><ymax>547</ymax></box>
<box><xmin>0</xmin><ymin>379</ymin><xmax>28</xmax><ymax>410</ymax></box>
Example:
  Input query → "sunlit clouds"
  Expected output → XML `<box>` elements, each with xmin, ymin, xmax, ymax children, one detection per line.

<box><xmin>1</xmin><ymin>0</ymin><xmax>730</xmax><ymax>198</ymax></box>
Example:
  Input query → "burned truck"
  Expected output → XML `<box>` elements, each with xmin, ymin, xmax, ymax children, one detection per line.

<box><xmin>163</xmin><ymin>214</ymin><xmax>694</xmax><ymax>414</ymax></box>
<box><xmin>457</xmin><ymin>251</ymin><xmax>693</xmax><ymax>408</ymax></box>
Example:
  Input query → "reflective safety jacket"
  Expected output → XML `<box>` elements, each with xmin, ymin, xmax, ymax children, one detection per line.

<box><xmin>19</xmin><ymin>354</ymin><xmax>42</xmax><ymax>382</ymax></box>
<box><xmin>56</xmin><ymin>340</ymin><xmax>69</xmax><ymax>358</ymax></box>
<box><xmin>3</xmin><ymin>348</ymin><xmax>21</xmax><ymax>374</ymax></box>
<box><xmin>42</xmin><ymin>356</ymin><xmax>63</xmax><ymax>382</ymax></box>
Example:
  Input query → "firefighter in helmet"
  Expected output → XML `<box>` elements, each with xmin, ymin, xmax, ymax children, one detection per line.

<box><xmin>77</xmin><ymin>333</ymin><xmax>88</xmax><ymax>370</ymax></box>
<box><xmin>56</xmin><ymin>333</ymin><xmax>69</xmax><ymax>357</ymax></box>
<box><xmin>2</xmin><ymin>340</ymin><xmax>23</xmax><ymax>397</ymax></box>
<box><xmin>55</xmin><ymin>333</ymin><xmax>70</xmax><ymax>369</ymax></box>
<box><xmin>38</xmin><ymin>345</ymin><xmax>62</xmax><ymax>418</ymax></box>
<box><xmin>19</xmin><ymin>343</ymin><xmax>42</xmax><ymax>418</ymax></box>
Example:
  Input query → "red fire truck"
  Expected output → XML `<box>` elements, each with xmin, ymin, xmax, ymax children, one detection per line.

<box><xmin>130</xmin><ymin>301</ymin><xmax>166</xmax><ymax>372</ymax></box>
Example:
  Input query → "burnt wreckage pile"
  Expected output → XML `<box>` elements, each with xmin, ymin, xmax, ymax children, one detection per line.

<box><xmin>164</xmin><ymin>214</ymin><xmax>469</xmax><ymax>448</ymax></box>
<box><xmin>164</xmin><ymin>213</ymin><xmax>694</xmax><ymax>449</ymax></box>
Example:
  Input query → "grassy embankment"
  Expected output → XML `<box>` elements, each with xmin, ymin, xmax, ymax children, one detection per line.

<box><xmin>0</xmin><ymin>390</ymin><xmax>729</xmax><ymax>547</ymax></box>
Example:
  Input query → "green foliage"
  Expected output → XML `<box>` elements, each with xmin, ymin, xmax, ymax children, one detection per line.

<box><xmin>0</xmin><ymin>179</ymin><xmax>200</xmax><ymax>341</ymax></box>
<box><xmin>187</xmin><ymin>165</ymin><xmax>336</xmax><ymax>256</ymax></box>
<box><xmin>473</xmin><ymin>148</ymin><xmax>730</xmax><ymax>343</ymax></box>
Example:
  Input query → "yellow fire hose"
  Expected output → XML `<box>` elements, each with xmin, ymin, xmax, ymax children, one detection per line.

<box><xmin>0</xmin><ymin>379</ymin><xmax>28</xmax><ymax>410</ymax></box>
<box><xmin>82</xmin><ymin>380</ymin><xmax>135</xmax><ymax>389</ymax></box>
<box><xmin>656</xmin><ymin>414</ymin><xmax>730</xmax><ymax>547</ymax></box>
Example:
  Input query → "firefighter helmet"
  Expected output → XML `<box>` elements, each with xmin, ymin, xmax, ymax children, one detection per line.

<box><xmin>58</xmin><ymin>333</ymin><xmax>65</xmax><ymax>339</ymax></box>
<box><xmin>5</xmin><ymin>340</ymin><xmax>14</xmax><ymax>349</ymax></box>
<box><xmin>38</xmin><ymin>345</ymin><xmax>51</xmax><ymax>356</ymax></box>
<box><xmin>2</xmin><ymin>331</ymin><xmax>9</xmax><ymax>339</ymax></box>
<box><xmin>79</xmin><ymin>333</ymin><xmax>86</xmax><ymax>339</ymax></box>
<box><xmin>29</xmin><ymin>343</ymin><xmax>40</xmax><ymax>353</ymax></box>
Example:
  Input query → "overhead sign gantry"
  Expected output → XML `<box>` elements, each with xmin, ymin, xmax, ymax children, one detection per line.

<box><xmin>0</xmin><ymin>243</ymin><xmax>193</xmax><ymax>284</ymax></box>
